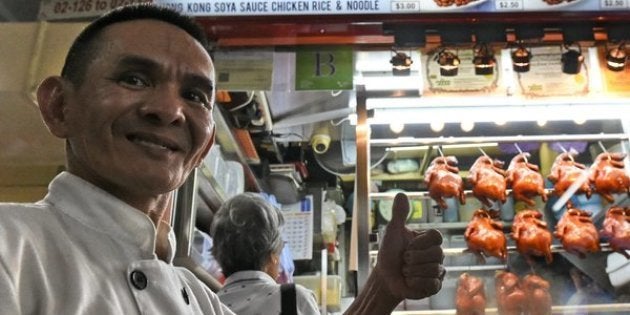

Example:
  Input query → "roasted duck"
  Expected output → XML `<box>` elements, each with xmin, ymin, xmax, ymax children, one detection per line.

<box><xmin>511</xmin><ymin>210</ymin><xmax>553</xmax><ymax>264</ymax></box>
<box><xmin>464</xmin><ymin>209</ymin><xmax>507</xmax><ymax>263</ymax></box>
<box><xmin>506</xmin><ymin>153</ymin><xmax>548</xmax><ymax>207</ymax></box>
<box><xmin>425</xmin><ymin>156</ymin><xmax>466</xmax><ymax>210</ymax></box>
<box><xmin>589</xmin><ymin>152</ymin><xmax>630</xmax><ymax>203</ymax></box>
<box><xmin>600</xmin><ymin>206</ymin><xmax>630</xmax><ymax>259</ymax></box>
<box><xmin>547</xmin><ymin>151</ymin><xmax>592</xmax><ymax>199</ymax></box>
<box><xmin>456</xmin><ymin>273</ymin><xmax>486</xmax><ymax>315</ymax></box>
<box><xmin>495</xmin><ymin>271</ymin><xmax>526</xmax><ymax>315</ymax></box>
<box><xmin>554</xmin><ymin>207</ymin><xmax>600</xmax><ymax>258</ymax></box>
<box><xmin>468</xmin><ymin>156</ymin><xmax>507</xmax><ymax>207</ymax></box>
<box><xmin>522</xmin><ymin>274</ymin><xmax>552</xmax><ymax>315</ymax></box>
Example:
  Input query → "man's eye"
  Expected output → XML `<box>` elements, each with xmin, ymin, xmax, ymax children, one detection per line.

<box><xmin>183</xmin><ymin>90</ymin><xmax>211</xmax><ymax>108</ymax></box>
<box><xmin>118</xmin><ymin>74</ymin><xmax>149</xmax><ymax>87</ymax></box>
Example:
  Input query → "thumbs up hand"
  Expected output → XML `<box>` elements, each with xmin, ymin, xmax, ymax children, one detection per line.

<box><xmin>375</xmin><ymin>192</ymin><xmax>445</xmax><ymax>300</ymax></box>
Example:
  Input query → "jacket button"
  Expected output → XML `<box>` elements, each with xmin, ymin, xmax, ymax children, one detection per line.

<box><xmin>130</xmin><ymin>270</ymin><xmax>148</xmax><ymax>290</ymax></box>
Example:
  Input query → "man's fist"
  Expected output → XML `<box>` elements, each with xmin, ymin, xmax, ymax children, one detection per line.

<box><xmin>375</xmin><ymin>192</ymin><xmax>445</xmax><ymax>299</ymax></box>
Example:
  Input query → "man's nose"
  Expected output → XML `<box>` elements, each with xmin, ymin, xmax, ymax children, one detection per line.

<box><xmin>139</xmin><ymin>85</ymin><xmax>186</xmax><ymax>125</ymax></box>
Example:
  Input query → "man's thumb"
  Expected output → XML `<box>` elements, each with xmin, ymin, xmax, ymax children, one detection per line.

<box><xmin>388</xmin><ymin>192</ymin><xmax>410</xmax><ymax>229</ymax></box>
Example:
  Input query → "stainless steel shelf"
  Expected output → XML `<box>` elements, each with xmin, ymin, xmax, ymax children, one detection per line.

<box><xmin>369</xmin><ymin>243</ymin><xmax>614</xmax><ymax>258</ymax></box>
<box><xmin>391</xmin><ymin>303</ymin><xmax>630</xmax><ymax>315</ymax></box>
<box><xmin>371</xmin><ymin>133</ymin><xmax>629</xmax><ymax>147</ymax></box>
<box><xmin>371</xmin><ymin>188</ymin><xmax>553</xmax><ymax>200</ymax></box>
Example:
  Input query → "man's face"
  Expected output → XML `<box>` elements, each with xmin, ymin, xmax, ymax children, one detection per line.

<box><xmin>62</xmin><ymin>19</ymin><xmax>215</xmax><ymax>207</ymax></box>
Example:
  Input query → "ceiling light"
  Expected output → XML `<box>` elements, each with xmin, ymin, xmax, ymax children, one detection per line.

<box><xmin>495</xmin><ymin>120</ymin><xmax>507</xmax><ymax>126</ymax></box>
<box><xmin>511</xmin><ymin>43</ymin><xmax>532</xmax><ymax>73</ymax></box>
<box><xmin>561</xmin><ymin>43</ymin><xmax>584</xmax><ymax>74</ymax></box>
<box><xmin>574</xmin><ymin>118</ymin><xmax>587</xmax><ymax>125</ymax></box>
<box><xmin>537</xmin><ymin>119</ymin><xmax>547</xmax><ymax>127</ymax></box>
<box><xmin>390</xmin><ymin>51</ymin><xmax>413</xmax><ymax>76</ymax></box>
<box><xmin>389</xmin><ymin>122</ymin><xmax>405</xmax><ymax>133</ymax></box>
<box><xmin>606</xmin><ymin>42</ymin><xmax>627</xmax><ymax>72</ymax></box>
<box><xmin>434</xmin><ymin>48</ymin><xmax>460</xmax><ymax>76</ymax></box>
<box><xmin>461</xmin><ymin>121</ymin><xmax>475</xmax><ymax>132</ymax></box>
<box><xmin>430</xmin><ymin>121</ymin><xmax>445</xmax><ymax>132</ymax></box>
<box><xmin>472</xmin><ymin>43</ymin><xmax>496</xmax><ymax>75</ymax></box>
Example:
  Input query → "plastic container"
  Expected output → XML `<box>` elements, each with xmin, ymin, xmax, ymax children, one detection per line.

<box><xmin>293</xmin><ymin>275</ymin><xmax>342</xmax><ymax>311</ymax></box>
<box><xmin>606</xmin><ymin>252</ymin><xmax>630</xmax><ymax>288</ymax></box>
<box><xmin>222</xmin><ymin>160</ymin><xmax>244</xmax><ymax>198</ymax></box>
<box><xmin>459</xmin><ymin>197</ymin><xmax>482</xmax><ymax>222</ymax></box>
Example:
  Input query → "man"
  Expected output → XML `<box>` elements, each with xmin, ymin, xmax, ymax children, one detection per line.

<box><xmin>0</xmin><ymin>4</ymin><xmax>444</xmax><ymax>315</ymax></box>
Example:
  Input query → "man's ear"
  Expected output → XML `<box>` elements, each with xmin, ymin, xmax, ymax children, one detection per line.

<box><xmin>37</xmin><ymin>76</ymin><xmax>70</xmax><ymax>138</ymax></box>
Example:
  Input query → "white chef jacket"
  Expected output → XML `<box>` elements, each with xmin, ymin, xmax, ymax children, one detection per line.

<box><xmin>0</xmin><ymin>172</ymin><xmax>234</xmax><ymax>315</ymax></box>
<box><xmin>218</xmin><ymin>270</ymin><xmax>319</xmax><ymax>315</ymax></box>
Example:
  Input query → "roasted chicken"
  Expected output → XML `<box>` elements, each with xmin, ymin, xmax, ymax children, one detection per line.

<box><xmin>495</xmin><ymin>271</ymin><xmax>526</xmax><ymax>315</ymax></box>
<box><xmin>425</xmin><ymin>156</ymin><xmax>466</xmax><ymax>210</ymax></box>
<box><xmin>506</xmin><ymin>153</ymin><xmax>548</xmax><ymax>207</ymax></box>
<box><xmin>464</xmin><ymin>209</ymin><xmax>508</xmax><ymax>263</ymax></box>
<box><xmin>554</xmin><ymin>207</ymin><xmax>600</xmax><ymax>258</ymax></box>
<box><xmin>522</xmin><ymin>274</ymin><xmax>552</xmax><ymax>315</ymax></box>
<box><xmin>548</xmin><ymin>151</ymin><xmax>592</xmax><ymax>199</ymax></box>
<box><xmin>468</xmin><ymin>156</ymin><xmax>507</xmax><ymax>207</ymax></box>
<box><xmin>456</xmin><ymin>273</ymin><xmax>486</xmax><ymax>315</ymax></box>
<box><xmin>589</xmin><ymin>152</ymin><xmax>630</xmax><ymax>203</ymax></box>
<box><xmin>600</xmin><ymin>206</ymin><xmax>630</xmax><ymax>259</ymax></box>
<box><xmin>511</xmin><ymin>210</ymin><xmax>554</xmax><ymax>264</ymax></box>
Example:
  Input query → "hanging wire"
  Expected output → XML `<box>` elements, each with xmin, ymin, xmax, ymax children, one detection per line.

<box><xmin>331</xmin><ymin>117</ymin><xmax>350</xmax><ymax>126</ymax></box>
<box><xmin>513</xmin><ymin>143</ymin><xmax>528</xmax><ymax>163</ymax></box>
<box><xmin>437</xmin><ymin>145</ymin><xmax>445</xmax><ymax>158</ymax></box>
<box><xmin>229</xmin><ymin>91</ymin><xmax>256</xmax><ymax>112</ymax></box>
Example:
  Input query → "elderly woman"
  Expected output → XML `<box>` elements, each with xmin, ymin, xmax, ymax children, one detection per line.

<box><xmin>211</xmin><ymin>193</ymin><xmax>319</xmax><ymax>315</ymax></box>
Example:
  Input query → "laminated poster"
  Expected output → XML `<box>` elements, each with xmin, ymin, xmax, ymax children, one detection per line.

<box><xmin>424</xmin><ymin>47</ymin><xmax>501</xmax><ymax>95</ymax></box>
<box><xmin>513</xmin><ymin>46</ymin><xmax>590</xmax><ymax>98</ymax></box>
<box><xmin>597</xmin><ymin>46</ymin><xmax>630</xmax><ymax>96</ymax></box>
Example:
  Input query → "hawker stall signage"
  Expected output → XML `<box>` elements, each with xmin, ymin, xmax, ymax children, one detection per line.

<box><xmin>295</xmin><ymin>46</ymin><xmax>353</xmax><ymax>90</ymax></box>
<box><xmin>39</xmin><ymin>0</ymin><xmax>630</xmax><ymax>20</ymax></box>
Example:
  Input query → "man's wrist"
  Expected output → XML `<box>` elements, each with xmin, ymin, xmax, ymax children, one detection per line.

<box><xmin>344</xmin><ymin>268</ymin><xmax>402</xmax><ymax>315</ymax></box>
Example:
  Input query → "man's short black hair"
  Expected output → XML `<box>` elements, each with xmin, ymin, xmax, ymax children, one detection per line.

<box><xmin>61</xmin><ymin>4</ymin><xmax>209</xmax><ymax>85</ymax></box>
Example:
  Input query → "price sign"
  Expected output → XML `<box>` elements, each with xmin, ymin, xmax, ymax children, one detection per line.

<box><xmin>600</xmin><ymin>0</ymin><xmax>627</xmax><ymax>9</ymax></box>
<box><xmin>391</xmin><ymin>1</ymin><xmax>420</xmax><ymax>12</ymax></box>
<box><xmin>495</xmin><ymin>0</ymin><xmax>523</xmax><ymax>11</ymax></box>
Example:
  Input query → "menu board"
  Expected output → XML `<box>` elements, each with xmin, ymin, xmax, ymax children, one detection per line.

<box><xmin>39</xmin><ymin>0</ymin><xmax>630</xmax><ymax>20</ymax></box>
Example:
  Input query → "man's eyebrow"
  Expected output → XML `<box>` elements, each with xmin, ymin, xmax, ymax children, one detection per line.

<box><xmin>117</xmin><ymin>55</ymin><xmax>161</xmax><ymax>71</ymax></box>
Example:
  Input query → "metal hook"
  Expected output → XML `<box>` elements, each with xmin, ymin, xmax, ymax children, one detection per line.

<box><xmin>478</xmin><ymin>147</ymin><xmax>490</xmax><ymax>158</ymax></box>
<box><xmin>558</xmin><ymin>143</ymin><xmax>574</xmax><ymax>162</ymax></box>
<box><xmin>437</xmin><ymin>145</ymin><xmax>444</xmax><ymax>158</ymax></box>
<box><xmin>513</xmin><ymin>143</ymin><xmax>528</xmax><ymax>163</ymax></box>
<box><xmin>598</xmin><ymin>141</ymin><xmax>611</xmax><ymax>161</ymax></box>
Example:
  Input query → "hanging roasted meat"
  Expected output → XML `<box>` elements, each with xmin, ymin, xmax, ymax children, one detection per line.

<box><xmin>495</xmin><ymin>271</ymin><xmax>526</xmax><ymax>315</ymax></box>
<box><xmin>464</xmin><ymin>209</ymin><xmax>507</xmax><ymax>263</ymax></box>
<box><xmin>511</xmin><ymin>210</ymin><xmax>553</xmax><ymax>264</ymax></box>
<box><xmin>425</xmin><ymin>156</ymin><xmax>466</xmax><ymax>210</ymax></box>
<box><xmin>468</xmin><ymin>156</ymin><xmax>507</xmax><ymax>207</ymax></box>
<box><xmin>554</xmin><ymin>207</ymin><xmax>600</xmax><ymax>258</ymax></box>
<box><xmin>589</xmin><ymin>152</ymin><xmax>630</xmax><ymax>203</ymax></box>
<box><xmin>600</xmin><ymin>206</ymin><xmax>630</xmax><ymax>259</ymax></box>
<box><xmin>522</xmin><ymin>274</ymin><xmax>552</xmax><ymax>315</ymax></box>
<box><xmin>547</xmin><ymin>151</ymin><xmax>592</xmax><ymax>199</ymax></box>
<box><xmin>506</xmin><ymin>153</ymin><xmax>548</xmax><ymax>207</ymax></box>
<box><xmin>455</xmin><ymin>273</ymin><xmax>486</xmax><ymax>315</ymax></box>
